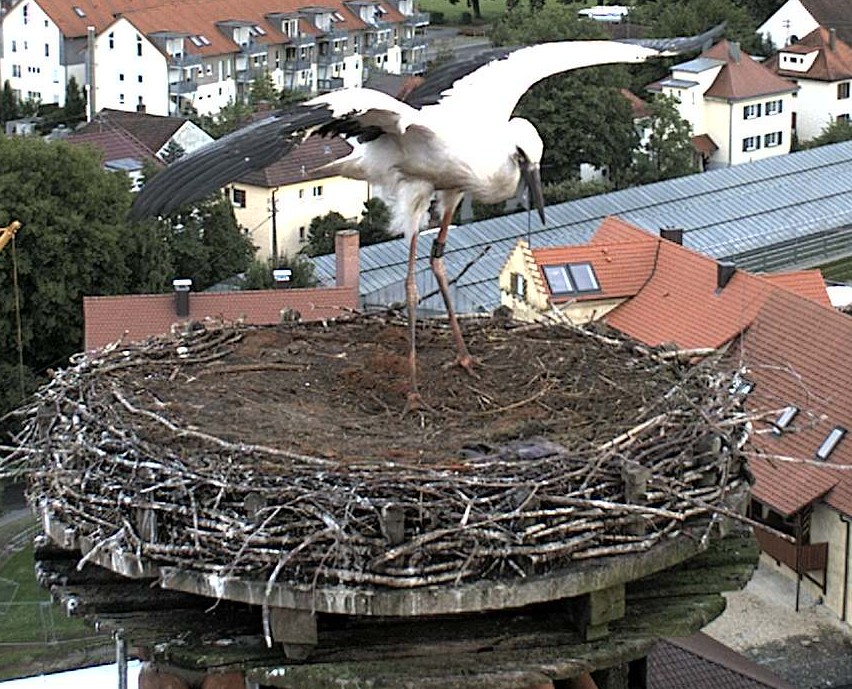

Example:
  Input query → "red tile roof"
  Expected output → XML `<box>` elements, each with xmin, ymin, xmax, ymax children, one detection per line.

<box><xmin>702</xmin><ymin>40</ymin><xmax>797</xmax><ymax>101</ymax></box>
<box><xmin>650</xmin><ymin>632</ymin><xmax>797</xmax><ymax>689</ymax></box>
<box><xmin>237</xmin><ymin>134</ymin><xmax>354</xmax><ymax>187</ymax></box>
<box><xmin>620</xmin><ymin>88</ymin><xmax>651</xmax><ymax>119</ymax></box>
<box><xmin>761</xmin><ymin>269</ymin><xmax>833</xmax><ymax>308</ymax></box>
<box><xmin>84</xmin><ymin>287</ymin><xmax>358</xmax><ymax>350</ymax></box>
<box><xmin>67</xmin><ymin>128</ymin><xmax>161</xmax><ymax>166</ymax></box>
<box><xmin>78</xmin><ymin>109</ymin><xmax>188</xmax><ymax>156</ymax></box>
<box><xmin>765</xmin><ymin>27</ymin><xmax>852</xmax><ymax>82</ymax></box>
<box><xmin>800</xmin><ymin>0</ymin><xmax>852</xmax><ymax>45</ymax></box>
<box><xmin>738</xmin><ymin>288</ymin><xmax>852</xmax><ymax>516</ymax></box>
<box><xmin>572</xmin><ymin>218</ymin><xmax>848</xmax><ymax>517</ymax></box>
<box><xmin>36</xmin><ymin>0</ymin><xmax>404</xmax><ymax>52</ymax></box>
<box><xmin>530</xmin><ymin>239</ymin><xmax>657</xmax><ymax>303</ymax></box>
<box><xmin>692</xmin><ymin>133</ymin><xmax>719</xmax><ymax>155</ymax></box>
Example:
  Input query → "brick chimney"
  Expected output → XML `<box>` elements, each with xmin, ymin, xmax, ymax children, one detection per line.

<box><xmin>335</xmin><ymin>229</ymin><xmax>360</xmax><ymax>296</ymax></box>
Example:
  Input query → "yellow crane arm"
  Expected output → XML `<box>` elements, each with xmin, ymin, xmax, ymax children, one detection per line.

<box><xmin>0</xmin><ymin>221</ymin><xmax>22</xmax><ymax>253</ymax></box>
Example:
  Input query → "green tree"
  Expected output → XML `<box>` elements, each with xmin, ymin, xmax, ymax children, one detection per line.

<box><xmin>632</xmin><ymin>94</ymin><xmax>697</xmax><ymax>183</ymax></box>
<box><xmin>243</xmin><ymin>253</ymin><xmax>318</xmax><ymax>289</ymax></box>
<box><xmin>249</xmin><ymin>71</ymin><xmax>279</xmax><ymax>106</ymax></box>
<box><xmin>631</xmin><ymin>0</ymin><xmax>762</xmax><ymax>53</ymax></box>
<box><xmin>0</xmin><ymin>81</ymin><xmax>19</xmax><ymax>126</ymax></box>
<box><xmin>162</xmin><ymin>195</ymin><xmax>257</xmax><ymax>291</ymax></box>
<box><xmin>192</xmin><ymin>99</ymin><xmax>254</xmax><ymax>139</ymax></box>
<box><xmin>358</xmin><ymin>197</ymin><xmax>396</xmax><ymax>246</ymax></box>
<box><xmin>804</xmin><ymin>119</ymin><xmax>852</xmax><ymax>148</ymax></box>
<box><xmin>491</xmin><ymin>4</ymin><xmax>606</xmax><ymax>46</ymax></box>
<box><xmin>0</xmin><ymin>137</ymin><xmax>144</xmax><ymax>411</ymax></box>
<box><xmin>491</xmin><ymin>6</ymin><xmax>637</xmax><ymax>187</ymax></box>
<box><xmin>302</xmin><ymin>211</ymin><xmax>354</xmax><ymax>257</ymax></box>
<box><xmin>63</xmin><ymin>76</ymin><xmax>87</xmax><ymax>127</ymax></box>
<box><xmin>160</xmin><ymin>139</ymin><xmax>186</xmax><ymax>164</ymax></box>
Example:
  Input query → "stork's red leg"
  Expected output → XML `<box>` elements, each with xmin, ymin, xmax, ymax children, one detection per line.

<box><xmin>429</xmin><ymin>206</ymin><xmax>474</xmax><ymax>372</ymax></box>
<box><xmin>404</xmin><ymin>231</ymin><xmax>424</xmax><ymax>411</ymax></box>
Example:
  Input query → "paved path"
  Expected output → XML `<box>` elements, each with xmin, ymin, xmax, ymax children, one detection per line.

<box><xmin>705</xmin><ymin>560</ymin><xmax>852</xmax><ymax>688</ymax></box>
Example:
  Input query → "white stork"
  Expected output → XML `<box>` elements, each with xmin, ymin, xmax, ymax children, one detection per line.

<box><xmin>130</xmin><ymin>26</ymin><xmax>722</xmax><ymax>410</ymax></box>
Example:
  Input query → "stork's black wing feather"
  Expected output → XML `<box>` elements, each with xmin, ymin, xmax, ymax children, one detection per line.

<box><xmin>619</xmin><ymin>22</ymin><xmax>727</xmax><ymax>55</ymax></box>
<box><xmin>129</xmin><ymin>103</ymin><xmax>334</xmax><ymax>219</ymax></box>
<box><xmin>402</xmin><ymin>46</ymin><xmax>517</xmax><ymax>108</ymax></box>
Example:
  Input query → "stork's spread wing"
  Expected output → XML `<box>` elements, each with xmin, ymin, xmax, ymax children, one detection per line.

<box><xmin>129</xmin><ymin>89</ymin><xmax>416</xmax><ymax>219</ymax></box>
<box><xmin>404</xmin><ymin>23</ymin><xmax>726</xmax><ymax>123</ymax></box>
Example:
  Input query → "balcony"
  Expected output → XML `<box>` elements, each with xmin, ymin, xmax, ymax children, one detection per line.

<box><xmin>317</xmin><ymin>77</ymin><xmax>345</xmax><ymax>91</ymax></box>
<box><xmin>403</xmin><ymin>11</ymin><xmax>430</xmax><ymax>27</ymax></box>
<box><xmin>168</xmin><ymin>53</ymin><xmax>203</xmax><ymax>67</ymax></box>
<box><xmin>285</xmin><ymin>34</ymin><xmax>317</xmax><ymax>48</ymax></box>
<box><xmin>316</xmin><ymin>49</ymin><xmax>348</xmax><ymax>66</ymax></box>
<box><xmin>754</xmin><ymin>524</ymin><xmax>828</xmax><ymax>574</ymax></box>
<box><xmin>400</xmin><ymin>60</ymin><xmax>427</xmax><ymax>75</ymax></box>
<box><xmin>169</xmin><ymin>80</ymin><xmax>198</xmax><ymax>95</ymax></box>
<box><xmin>361</xmin><ymin>40</ymin><xmax>390</xmax><ymax>57</ymax></box>
<box><xmin>399</xmin><ymin>35</ymin><xmax>427</xmax><ymax>50</ymax></box>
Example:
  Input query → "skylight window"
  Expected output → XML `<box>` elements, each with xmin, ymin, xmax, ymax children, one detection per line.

<box><xmin>332</xmin><ymin>11</ymin><xmax>345</xmax><ymax>21</ymax></box>
<box><xmin>199</xmin><ymin>35</ymin><xmax>211</xmax><ymax>46</ymax></box>
<box><xmin>189</xmin><ymin>35</ymin><xmax>204</xmax><ymax>47</ymax></box>
<box><xmin>816</xmin><ymin>426</ymin><xmax>846</xmax><ymax>460</ymax></box>
<box><xmin>542</xmin><ymin>262</ymin><xmax>600</xmax><ymax>296</ymax></box>
<box><xmin>728</xmin><ymin>373</ymin><xmax>754</xmax><ymax>396</ymax></box>
<box><xmin>73</xmin><ymin>6</ymin><xmax>86</xmax><ymax>17</ymax></box>
<box><xmin>772</xmin><ymin>405</ymin><xmax>798</xmax><ymax>435</ymax></box>
<box><xmin>252</xmin><ymin>25</ymin><xmax>267</xmax><ymax>35</ymax></box>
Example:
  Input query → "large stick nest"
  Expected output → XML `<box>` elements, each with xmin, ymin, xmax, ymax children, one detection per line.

<box><xmin>4</xmin><ymin>315</ymin><xmax>751</xmax><ymax>589</ymax></box>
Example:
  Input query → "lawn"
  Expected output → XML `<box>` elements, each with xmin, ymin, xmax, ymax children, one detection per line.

<box><xmin>0</xmin><ymin>518</ymin><xmax>113</xmax><ymax>680</ymax></box>
<box><xmin>419</xmin><ymin>0</ymin><xmax>506</xmax><ymax>25</ymax></box>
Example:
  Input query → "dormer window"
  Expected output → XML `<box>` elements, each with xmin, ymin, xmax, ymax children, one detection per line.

<box><xmin>816</xmin><ymin>426</ymin><xmax>846</xmax><ymax>460</ymax></box>
<box><xmin>283</xmin><ymin>18</ymin><xmax>299</xmax><ymax>37</ymax></box>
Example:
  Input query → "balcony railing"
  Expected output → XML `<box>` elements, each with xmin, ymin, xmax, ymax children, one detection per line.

<box><xmin>169</xmin><ymin>80</ymin><xmax>198</xmax><ymax>95</ymax></box>
<box><xmin>754</xmin><ymin>525</ymin><xmax>828</xmax><ymax>573</ymax></box>
<box><xmin>362</xmin><ymin>40</ymin><xmax>390</xmax><ymax>57</ymax></box>
<box><xmin>400</xmin><ymin>60</ymin><xmax>427</xmax><ymax>75</ymax></box>
<box><xmin>403</xmin><ymin>11</ymin><xmax>430</xmax><ymax>26</ymax></box>
<box><xmin>317</xmin><ymin>77</ymin><xmax>345</xmax><ymax>91</ymax></box>
<box><xmin>316</xmin><ymin>50</ymin><xmax>347</xmax><ymax>65</ymax></box>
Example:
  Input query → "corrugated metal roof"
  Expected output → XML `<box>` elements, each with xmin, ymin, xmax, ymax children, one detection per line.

<box><xmin>311</xmin><ymin>141</ymin><xmax>852</xmax><ymax>315</ymax></box>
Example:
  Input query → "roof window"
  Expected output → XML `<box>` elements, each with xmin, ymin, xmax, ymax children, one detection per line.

<box><xmin>772</xmin><ymin>405</ymin><xmax>798</xmax><ymax>435</ymax></box>
<box><xmin>73</xmin><ymin>6</ymin><xmax>86</xmax><ymax>17</ymax></box>
<box><xmin>728</xmin><ymin>373</ymin><xmax>754</xmax><ymax>396</ymax></box>
<box><xmin>542</xmin><ymin>262</ymin><xmax>600</xmax><ymax>296</ymax></box>
<box><xmin>816</xmin><ymin>426</ymin><xmax>846</xmax><ymax>460</ymax></box>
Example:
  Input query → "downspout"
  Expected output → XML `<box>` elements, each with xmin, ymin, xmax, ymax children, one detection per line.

<box><xmin>728</xmin><ymin>101</ymin><xmax>734</xmax><ymax>167</ymax></box>
<box><xmin>86</xmin><ymin>26</ymin><xmax>96</xmax><ymax>122</ymax></box>
<box><xmin>843</xmin><ymin>516</ymin><xmax>851</xmax><ymax>622</ymax></box>
<box><xmin>795</xmin><ymin>510</ymin><xmax>802</xmax><ymax>612</ymax></box>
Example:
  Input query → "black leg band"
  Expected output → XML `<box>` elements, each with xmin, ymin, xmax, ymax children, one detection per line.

<box><xmin>431</xmin><ymin>239</ymin><xmax>446</xmax><ymax>260</ymax></box>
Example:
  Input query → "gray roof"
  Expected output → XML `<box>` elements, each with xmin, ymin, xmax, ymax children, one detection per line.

<box><xmin>671</xmin><ymin>56</ymin><xmax>725</xmax><ymax>73</ymax></box>
<box><xmin>658</xmin><ymin>77</ymin><xmax>700</xmax><ymax>89</ymax></box>
<box><xmin>312</xmin><ymin>141</ymin><xmax>852</xmax><ymax>315</ymax></box>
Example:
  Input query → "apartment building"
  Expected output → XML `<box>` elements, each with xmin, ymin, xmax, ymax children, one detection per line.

<box><xmin>0</xmin><ymin>0</ymin><xmax>429</xmax><ymax>118</ymax></box>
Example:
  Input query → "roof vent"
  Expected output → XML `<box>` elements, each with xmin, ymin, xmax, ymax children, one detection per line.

<box><xmin>173</xmin><ymin>278</ymin><xmax>192</xmax><ymax>317</ymax></box>
<box><xmin>660</xmin><ymin>227</ymin><xmax>683</xmax><ymax>245</ymax></box>
<box><xmin>829</xmin><ymin>27</ymin><xmax>837</xmax><ymax>51</ymax></box>
<box><xmin>717</xmin><ymin>261</ymin><xmax>736</xmax><ymax>290</ymax></box>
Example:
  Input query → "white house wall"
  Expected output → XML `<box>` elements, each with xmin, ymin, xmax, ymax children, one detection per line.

<box><xmin>758</xmin><ymin>0</ymin><xmax>819</xmax><ymax>50</ymax></box>
<box><xmin>1</xmin><ymin>0</ymin><xmax>65</xmax><ymax>105</ymax></box>
<box><xmin>793</xmin><ymin>79</ymin><xmax>852</xmax><ymax>142</ymax></box>
<box><xmin>94</xmin><ymin>19</ymin><xmax>169</xmax><ymax>117</ymax></box>
<box><xmin>232</xmin><ymin>176</ymin><xmax>370</xmax><ymax>261</ymax></box>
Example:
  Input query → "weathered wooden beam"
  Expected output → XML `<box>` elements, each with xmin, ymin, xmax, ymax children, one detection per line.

<box><xmin>269</xmin><ymin>607</ymin><xmax>318</xmax><ymax>660</ymax></box>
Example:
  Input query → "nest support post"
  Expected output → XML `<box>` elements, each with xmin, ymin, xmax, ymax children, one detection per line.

<box><xmin>269</xmin><ymin>607</ymin><xmax>318</xmax><ymax>660</ymax></box>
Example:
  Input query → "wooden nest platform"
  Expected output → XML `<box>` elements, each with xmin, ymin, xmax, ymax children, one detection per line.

<box><xmin>6</xmin><ymin>315</ymin><xmax>751</xmax><ymax>594</ymax></box>
<box><xmin>4</xmin><ymin>316</ymin><xmax>761</xmax><ymax>682</ymax></box>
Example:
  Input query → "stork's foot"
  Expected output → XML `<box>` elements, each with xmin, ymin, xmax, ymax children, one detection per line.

<box><xmin>444</xmin><ymin>354</ymin><xmax>478</xmax><ymax>377</ymax></box>
<box><xmin>403</xmin><ymin>391</ymin><xmax>433</xmax><ymax>416</ymax></box>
